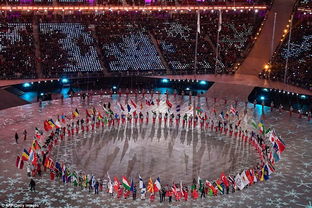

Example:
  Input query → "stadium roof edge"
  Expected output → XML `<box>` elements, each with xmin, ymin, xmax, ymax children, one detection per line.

<box><xmin>0</xmin><ymin>5</ymin><xmax>267</xmax><ymax>12</ymax></box>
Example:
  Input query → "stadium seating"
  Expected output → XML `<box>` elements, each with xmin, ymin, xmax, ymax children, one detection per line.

<box><xmin>39</xmin><ymin>23</ymin><xmax>102</xmax><ymax>77</ymax></box>
<box><xmin>0</xmin><ymin>20</ymin><xmax>36</xmax><ymax>79</ymax></box>
<box><xmin>261</xmin><ymin>15</ymin><xmax>312</xmax><ymax>90</ymax></box>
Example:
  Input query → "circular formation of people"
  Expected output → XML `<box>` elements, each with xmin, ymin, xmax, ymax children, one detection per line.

<box><xmin>16</xmin><ymin>91</ymin><xmax>286</xmax><ymax>203</ymax></box>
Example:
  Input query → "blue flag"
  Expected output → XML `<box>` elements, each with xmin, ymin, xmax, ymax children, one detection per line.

<box><xmin>130</xmin><ymin>179</ymin><xmax>134</xmax><ymax>192</ymax></box>
<box><xmin>127</xmin><ymin>104</ymin><xmax>131</xmax><ymax>112</ymax></box>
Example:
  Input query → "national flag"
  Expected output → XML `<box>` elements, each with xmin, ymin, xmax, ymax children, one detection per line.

<box><xmin>48</xmin><ymin>119</ymin><xmax>55</xmax><ymax>128</ymax></box>
<box><xmin>130</xmin><ymin>99</ymin><xmax>137</xmax><ymax>108</ymax></box>
<box><xmin>72</xmin><ymin>108</ymin><xmax>79</xmax><ymax>118</ymax></box>
<box><xmin>220</xmin><ymin>173</ymin><xmax>229</xmax><ymax>187</ymax></box>
<box><xmin>196</xmin><ymin>106</ymin><xmax>203</xmax><ymax>114</ymax></box>
<box><xmin>240</xmin><ymin>171</ymin><xmax>250</xmax><ymax>187</ymax></box>
<box><xmin>16</xmin><ymin>155</ymin><xmax>24</xmax><ymax>169</ymax></box>
<box><xmin>35</xmin><ymin>128</ymin><xmax>43</xmax><ymax>139</ymax></box>
<box><xmin>235</xmin><ymin>173</ymin><xmax>245</xmax><ymax>190</ymax></box>
<box><xmin>180</xmin><ymin>181</ymin><xmax>184</xmax><ymax>196</ymax></box>
<box><xmin>198</xmin><ymin>176</ymin><xmax>203</xmax><ymax>192</ymax></box>
<box><xmin>250</xmin><ymin>119</ymin><xmax>258</xmax><ymax>129</ymax></box>
<box><xmin>140</xmin><ymin>102</ymin><xmax>143</xmax><ymax>110</ymax></box>
<box><xmin>166</xmin><ymin>99</ymin><xmax>173</xmax><ymax>108</ymax></box>
<box><xmin>273</xmin><ymin>150</ymin><xmax>280</xmax><ymax>162</ymax></box>
<box><xmin>130</xmin><ymin>179</ymin><xmax>134</xmax><ymax>192</ymax></box>
<box><xmin>258</xmin><ymin>121</ymin><xmax>264</xmax><ymax>134</ymax></box>
<box><xmin>147</xmin><ymin>177</ymin><xmax>154</xmax><ymax>193</ymax></box>
<box><xmin>205</xmin><ymin>180</ymin><xmax>217</xmax><ymax>194</ymax></box>
<box><xmin>176</xmin><ymin>105</ymin><xmax>181</xmax><ymax>112</ymax></box>
<box><xmin>44</xmin><ymin>157</ymin><xmax>53</xmax><ymax>168</ymax></box>
<box><xmin>139</xmin><ymin>175</ymin><xmax>145</xmax><ymax>189</ymax></box>
<box><xmin>275</xmin><ymin>137</ymin><xmax>286</xmax><ymax>153</ymax></box>
<box><xmin>197</xmin><ymin>10</ymin><xmax>200</xmax><ymax>33</ymax></box>
<box><xmin>245</xmin><ymin>170</ymin><xmax>253</xmax><ymax>185</ymax></box>
<box><xmin>230</xmin><ymin>105</ymin><xmax>236</xmax><ymax>115</ymax></box>
<box><xmin>218</xmin><ymin>10</ymin><xmax>222</xmax><ymax>32</ymax></box>
<box><xmin>188</xmin><ymin>105</ymin><xmax>193</xmax><ymax>111</ymax></box>
<box><xmin>21</xmin><ymin>149</ymin><xmax>29</xmax><ymax>161</ymax></box>
<box><xmin>86</xmin><ymin>109</ymin><xmax>94</xmax><ymax>117</ymax></box>
<box><xmin>30</xmin><ymin>150</ymin><xmax>38</xmax><ymax>165</ymax></box>
<box><xmin>61</xmin><ymin>114</ymin><xmax>66</xmax><ymax>123</ymax></box>
<box><xmin>127</xmin><ymin>104</ymin><xmax>131</xmax><ymax>113</ymax></box>
<box><xmin>154</xmin><ymin>177</ymin><xmax>161</xmax><ymax>192</ymax></box>
<box><xmin>107</xmin><ymin>173</ymin><xmax>113</xmax><ymax>193</ymax></box>
<box><xmin>113</xmin><ymin>177</ymin><xmax>120</xmax><ymax>192</ymax></box>
<box><xmin>72</xmin><ymin>171</ymin><xmax>78</xmax><ymax>186</ymax></box>
<box><xmin>54</xmin><ymin>120</ymin><xmax>62</xmax><ymax>129</ymax></box>
<box><xmin>97</xmin><ymin>112</ymin><xmax>103</xmax><ymax>120</ymax></box>
<box><xmin>145</xmin><ymin>100</ymin><xmax>151</xmax><ymax>106</ymax></box>
<box><xmin>215</xmin><ymin>179</ymin><xmax>223</xmax><ymax>193</ymax></box>
<box><xmin>44</xmin><ymin>120</ymin><xmax>52</xmax><ymax>131</ymax></box>
<box><xmin>31</xmin><ymin>139</ymin><xmax>41</xmax><ymax>150</ymax></box>
<box><xmin>122</xmin><ymin>176</ymin><xmax>131</xmax><ymax>191</ymax></box>
<box><xmin>219</xmin><ymin>111</ymin><xmax>224</xmax><ymax>120</ymax></box>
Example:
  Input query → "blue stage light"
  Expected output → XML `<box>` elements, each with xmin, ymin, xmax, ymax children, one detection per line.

<box><xmin>112</xmin><ymin>86</ymin><xmax>117</xmax><ymax>90</ymax></box>
<box><xmin>61</xmin><ymin>78</ymin><xmax>69</xmax><ymax>84</ymax></box>
<box><xmin>300</xmin><ymin>95</ymin><xmax>307</xmax><ymax>99</ymax></box>
<box><xmin>23</xmin><ymin>82</ymin><xmax>31</xmax><ymax>88</ymax></box>
<box><xmin>260</xmin><ymin>96</ymin><xmax>265</xmax><ymax>101</ymax></box>
<box><xmin>263</xmin><ymin>88</ymin><xmax>269</xmax><ymax>92</ymax></box>
<box><xmin>186</xmin><ymin>87</ymin><xmax>190</xmax><ymax>91</ymax></box>
<box><xmin>161</xmin><ymin>79</ymin><xmax>169</xmax><ymax>83</ymax></box>
<box><xmin>199</xmin><ymin>80</ymin><xmax>207</xmax><ymax>85</ymax></box>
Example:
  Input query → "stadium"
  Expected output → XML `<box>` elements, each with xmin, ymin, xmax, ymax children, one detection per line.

<box><xmin>0</xmin><ymin>0</ymin><xmax>311</xmax><ymax>207</ymax></box>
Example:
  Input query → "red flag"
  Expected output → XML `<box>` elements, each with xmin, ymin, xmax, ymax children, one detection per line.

<box><xmin>16</xmin><ymin>156</ymin><xmax>24</xmax><ymax>169</ymax></box>
<box><xmin>275</xmin><ymin>138</ymin><xmax>286</xmax><ymax>153</ymax></box>
<box><xmin>44</xmin><ymin>120</ymin><xmax>52</xmax><ymax>131</ymax></box>
<box><xmin>166</xmin><ymin>99</ymin><xmax>172</xmax><ymax>108</ymax></box>
<box><xmin>130</xmin><ymin>99</ymin><xmax>137</xmax><ymax>108</ymax></box>
<box><xmin>220</xmin><ymin>173</ymin><xmax>230</xmax><ymax>187</ymax></box>
<box><xmin>205</xmin><ymin>180</ymin><xmax>218</xmax><ymax>195</ymax></box>
<box><xmin>50</xmin><ymin>171</ymin><xmax>55</xmax><ymax>180</ymax></box>
<box><xmin>119</xmin><ymin>103</ymin><xmax>125</xmax><ymax>111</ymax></box>
<box><xmin>245</xmin><ymin>170</ymin><xmax>254</xmax><ymax>185</ymax></box>
<box><xmin>113</xmin><ymin>177</ymin><xmax>120</xmax><ymax>192</ymax></box>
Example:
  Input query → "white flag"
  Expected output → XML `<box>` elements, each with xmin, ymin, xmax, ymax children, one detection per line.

<box><xmin>197</xmin><ymin>10</ymin><xmax>200</xmax><ymax>34</ymax></box>
<box><xmin>218</xmin><ymin>10</ymin><xmax>222</xmax><ymax>32</ymax></box>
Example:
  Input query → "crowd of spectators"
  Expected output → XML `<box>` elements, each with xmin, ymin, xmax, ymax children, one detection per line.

<box><xmin>0</xmin><ymin>16</ymin><xmax>36</xmax><ymax>79</ymax></box>
<box><xmin>299</xmin><ymin>0</ymin><xmax>312</xmax><ymax>9</ymax></box>
<box><xmin>0</xmin><ymin>11</ymin><xmax>265</xmax><ymax>78</ymax></box>
<box><xmin>260</xmin><ymin>14</ymin><xmax>312</xmax><ymax>91</ymax></box>
<box><xmin>39</xmin><ymin>22</ymin><xmax>102</xmax><ymax>77</ymax></box>
<box><xmin>0</xmin><ymin>0</ymin><xmax>272</xmax><ymax>6</ymax></box>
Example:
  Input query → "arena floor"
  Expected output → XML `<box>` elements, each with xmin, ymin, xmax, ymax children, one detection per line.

<box><xmin>0</xmin><ymin>95</ymin><xmax>311</xmax><ymax>208</ymax></box>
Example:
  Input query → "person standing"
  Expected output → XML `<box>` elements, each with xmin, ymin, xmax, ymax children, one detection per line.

<box><xmin>94</xmin><ymin>180</ymin><xmax>99</xmax><ymax>194</ymax></box>
<box><xmin>15</xmin><ymin>132</ymin><xmax>19</xmax><ymax>144</ymax></box>
<box><xmin>23</xmin><ymin>130</ymin><xmax>27</xmax><ymax>141</ymax></box>
<box><xmin>133</xmin><ymin>185</ymin><xmax>137</xmax><ymax>200</ymax></box>
<box><xmin>29</xmin><ymin>178</ymin><xmax>36</xmax><ymax>191</ymax></box>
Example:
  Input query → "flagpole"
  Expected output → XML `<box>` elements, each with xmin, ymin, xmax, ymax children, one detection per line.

<box><xmin>283</xmin><ymin>14</ymin><xmax>293</xmax><ymax>85</ymax></box>
<box><xmin>215</xmin><ymin>10</ymin><xmax>222</xmax><ymax>74</ymax></box>
<box><xmin>194</xmin><ymin>10</ymin><xmax>200</xmax><ymax>77</ymax></box>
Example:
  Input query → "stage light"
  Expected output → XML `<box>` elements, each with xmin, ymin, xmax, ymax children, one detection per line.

<box><xmin>61</xmin><ymin>78</ymin><xmax>69</xmax><ymax>84</ymax></box>
<box><xmin>301</xmin><ymin>95</ymin><xmax>307</xmax><ymax>99</ymax></box>
<box><xmin>161</xmin><ymin>78</ymin><xmax>169</xmax><ymax>83</ymax></box>
<box><xmin>112</xmin><ymin>86</ymin><xmax>117</xmax><ymax>89</ymax></box>
<box><xmin>262</xmin><ymin>88</ymin><xmax>268</xmax><ymax>92</ymax></box>
<box><xmin>40</xmin><ymin>93</ymin><xmax>44</xmax><ymax>96</ymax></box>
<box><xmin>199</xmin><ymin>80</ymin><xmax>207</xmax><ymax>85</ymax></box>
<box><xmin>186</xmin><ymin>87</ymin><xmax>190</xmax><ymax>91</ymax></box>
<box><xmin>260</xmin><ymin>96</ymin><xmax>265</xmax><ymax>101</ymax></box>
<box><xmin>23</xmin><ymin>83</ymin><xmax>31</xmax><ymax>88</ymax></box>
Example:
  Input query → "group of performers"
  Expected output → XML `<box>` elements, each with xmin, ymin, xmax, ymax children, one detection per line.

<box><xmin>20</xmin><ymin>97</ymin><xmax>280</xmax><ymax>204</ymax></box>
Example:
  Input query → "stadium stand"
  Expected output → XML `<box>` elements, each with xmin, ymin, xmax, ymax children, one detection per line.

<box><xmin>260</xmin><ymin>14</ymin><xmax>312</xmax><ymax>90</ymax></box>
<box><xmin>0</xmin><ymin>17</ymin><xmax>36</xmax><ymax>79</ymax></box>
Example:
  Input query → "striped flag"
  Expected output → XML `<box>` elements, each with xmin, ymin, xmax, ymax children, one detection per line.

<box><xmin>122</xmin><ymin>176</ymin><xmax>131</xmax><ymax>190</ymax></box>
<box><xmin>16</xmin><ymin>155</ymin><xmax>24</xmax><ymax>169</ymax></box>
<box><xmin>166</xmin><ymin>100</ymin><xmax>173</xmax><ymax>108</ymax></box>
<box><xmin>130</xmin><ymin>99</ymin><xmax>137</xmax><ymax>108</ymax></box>
<box><xmin>176</xmin><ymin>105</ymin><xmax>181</xmax><ymax>112</ymax></box>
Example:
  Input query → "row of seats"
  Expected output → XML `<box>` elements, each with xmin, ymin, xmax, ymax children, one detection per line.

<box><xmin>260</xmin><ymin>14</ymin><xmax>312</xmax><ymax>90</ymax></box>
